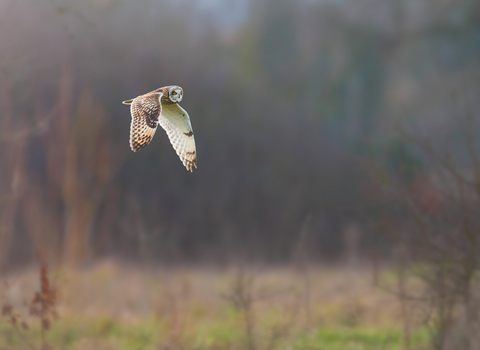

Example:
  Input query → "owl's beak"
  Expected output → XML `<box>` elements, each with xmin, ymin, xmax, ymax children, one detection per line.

<box><xmin>122</xmin><ymin>99</ymin><xmax>134</xmax><ymax>105</ymax></box>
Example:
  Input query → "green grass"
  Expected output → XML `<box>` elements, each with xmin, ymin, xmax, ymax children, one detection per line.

<box><xmin>295</xmin><ymin>328</ymin><xmax>429</xmax><ymax>350</ymax></box>
<box><xmin>0</xmin><ymin>264</ymin><xmax>432</xmax><ymax>350</ymax></box>
<box><xmin>0</xmin><ymin>316</ymin><xmax>429</xmax><ymax>350</ymax></box>
<box><xmin>1</xmin><ymin>316</ymin><xmax>160</xmax><ymax>350</ymax></box>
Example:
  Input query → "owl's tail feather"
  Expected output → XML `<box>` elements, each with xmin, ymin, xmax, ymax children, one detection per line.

<box><xmin>122</xmin><ymin>99</ymin><xmax>134</xmax><ymax>105</ymax></box>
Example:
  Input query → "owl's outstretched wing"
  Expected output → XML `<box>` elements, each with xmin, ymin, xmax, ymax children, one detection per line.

<box><xmin>129</xmin><ymin>95</ymin><xmax>161</xmax><ymax>152</ymax></box>
<box><xmin>158</xmin><ymin>103</ymin><xmax>197</xmax><ymax>172</ymax></box>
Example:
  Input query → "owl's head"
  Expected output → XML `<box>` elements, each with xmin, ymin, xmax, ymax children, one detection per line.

<box><xmin>168</xmin><ymin>86</ymin><xmax>183</xmax><ymax>103</ymax></box>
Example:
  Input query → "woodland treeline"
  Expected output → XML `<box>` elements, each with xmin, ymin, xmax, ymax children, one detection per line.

<box><xmin>0</xmin><ymin>0</ymin><xmax>479</xmax><ymax>267</ymax></box>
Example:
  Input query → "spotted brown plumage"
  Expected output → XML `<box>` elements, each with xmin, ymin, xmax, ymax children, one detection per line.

<box><xmin>122</xmin><ymin>85</ymin><xmax>197</xmax><ymax>172</ymax></box>
<box><xmin>129</xmin><ymin>94</ymin><xmax>160</xmax><ymax>152</ymax></box>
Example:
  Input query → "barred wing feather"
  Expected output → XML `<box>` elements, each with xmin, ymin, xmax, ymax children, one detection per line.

<box><xmin>129</xmin><ymin>96</ymin><xmax>160</xmax><ymax>152</ymax></box>
<box><xmin>158</xmin><ymin>103</ymin><xmax>197</xmax><ymax>172</ymax></box>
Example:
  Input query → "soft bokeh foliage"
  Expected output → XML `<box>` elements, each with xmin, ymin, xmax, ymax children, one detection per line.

<box><xmin>0</xmin><ymin>0</ymin><xmax>479</xmax><ymax>266</ymax></box>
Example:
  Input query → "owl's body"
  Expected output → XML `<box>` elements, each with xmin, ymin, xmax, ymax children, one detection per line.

<box><xmin>122</xmin><ymin>86</ymin><xmax>197</xmax><ymax>172</ymax></box>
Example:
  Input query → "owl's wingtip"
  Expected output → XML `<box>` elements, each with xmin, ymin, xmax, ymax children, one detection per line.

<box><xmin>185</xmin><ymin>160</ymin><xmax>197</xmax><ymax>172</ymax></box>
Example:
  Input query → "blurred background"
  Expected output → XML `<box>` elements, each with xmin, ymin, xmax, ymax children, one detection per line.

<box><xmin>1</xmin><ymin>0</ymin><xmax>480</xmax><ymax>349</ymax></box>
<box><xmin>1</xmin><ymin>0</ymin><xmax>478</xmax><ymax>267</ymax></box>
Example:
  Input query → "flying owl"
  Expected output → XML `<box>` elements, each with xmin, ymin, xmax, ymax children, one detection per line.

<box><xmin>122</xmin><ymin>85</ymin><xmax>197</xmax><ymax>172</ymax></box>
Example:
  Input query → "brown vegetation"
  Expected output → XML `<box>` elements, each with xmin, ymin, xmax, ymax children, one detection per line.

<box><xmin>0</xmin><ymin>1</ymin><xmax>479</xmax><ymax>349</ymax></box>
<box><xmin>2</xmin><ymin>255</ymin><xmax>58</xmax><ymax>350</ymax></box>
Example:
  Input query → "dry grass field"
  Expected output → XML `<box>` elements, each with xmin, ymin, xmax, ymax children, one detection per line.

<box><xmin>0</xmin><ymin>260</ymin><xmax>429</xmax><ymax>350</ymax></box>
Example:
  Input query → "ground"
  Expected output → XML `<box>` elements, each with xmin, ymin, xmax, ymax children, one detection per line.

<box><xmin>0</xmin><ymin>260</ymin><xmax>429</xmax><ymax>350</ymax></box>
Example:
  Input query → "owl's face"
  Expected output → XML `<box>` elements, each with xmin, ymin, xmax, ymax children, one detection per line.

<box><xmin>169</xmin><ymin>86</ymin><xmax>183</xmax><ymax>103</ymax></box>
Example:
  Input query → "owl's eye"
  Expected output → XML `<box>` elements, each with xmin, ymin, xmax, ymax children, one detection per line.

<box><xmin>172</xmin><ymin>92</ymin><xmax>177</xmax><ymax>96</ymax></box>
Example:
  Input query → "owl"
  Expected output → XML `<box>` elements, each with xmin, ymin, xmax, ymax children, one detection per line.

<box><xmin>122</xmin><ymin>85</ymin><xmax>197</xmax><ymax>172</ymax></box>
